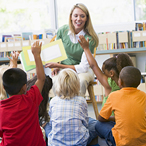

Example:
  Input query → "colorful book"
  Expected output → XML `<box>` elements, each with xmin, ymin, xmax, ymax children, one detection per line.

<box><xmin>22</xmin><ymin>32</ymin><xmax>33</xmax><ymax>40</ymax></box>
<box><xmin>143</xmin><ymin>22</ymin><xmax>146</xmax><ymax>47</ymax></box>
<box><xmin>2</xmin><ymin>35</ymin><xmax>12</xmax><ymax>42</ymax></box>
<box><xmin>20</xmin><ymin>52</ymin><xmax>36</xmax><ymax>72</ymax></box>
<box><xmin>20</xmin><ymin>39</ymin><xmax>67</xmax><ymax>71</ymax></box>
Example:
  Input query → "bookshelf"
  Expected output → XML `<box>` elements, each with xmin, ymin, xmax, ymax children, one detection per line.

<box><xmin>96</xmin><ymin>47</ymin><xmax>146</xmax><ymax>55</ymax></box>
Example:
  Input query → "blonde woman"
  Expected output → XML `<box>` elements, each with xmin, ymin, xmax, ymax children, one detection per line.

<box><xmin>0</xmin><ymin>51</ymin><xmax>19</xmax><ymax>100</ymax></box>
<box><xmin>45</xmin><ymin>3</ymin><xmax>99</xmax><ymax>96</ymax></box>
<box><xmin>45</xmin><ymin>69</ymin><xmax>89</xmax><ymax>146</ymax></box>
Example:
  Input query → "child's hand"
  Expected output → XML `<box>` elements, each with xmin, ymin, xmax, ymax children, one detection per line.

<box><xmin>78</xmin><ymin>35</ymin><xmax>89</xmax><ymax>50</ymax></box>
<box><xmin>7</xmin><ymin>51</ymin><xmax>19</xmax><ymax>68</ymax></box>
<box><xmin>31</xmin><ymin>41</ymin><xmax>42</xmax><ymax>56</ymax></box>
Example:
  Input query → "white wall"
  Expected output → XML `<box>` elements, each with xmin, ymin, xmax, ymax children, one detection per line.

<box><xmin>136</xmin><ymin>53</ymin><xmax>146</xmax><ymax>72</ymax></box>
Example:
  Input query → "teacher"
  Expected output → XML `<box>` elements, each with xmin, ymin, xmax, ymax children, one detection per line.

<box><xmin>45</xmin><ymin>3</ymin><xmax>99</xmax><ymax>96</ymax></box>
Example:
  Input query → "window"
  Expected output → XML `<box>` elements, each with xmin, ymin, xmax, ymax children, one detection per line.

<box><xmin>0</xmin><ymin>0</ymin><xmax>51</xmax><ymax>33</ymax></box>
<box><xmin>135</xmin><ymin>0</ymin><xmax>146</xmax><ymax>21</ymax></box>
<box><xmin>56</xmin><ymin>0</ymin><xmax>135</xmax><ymax>32</ymax></box>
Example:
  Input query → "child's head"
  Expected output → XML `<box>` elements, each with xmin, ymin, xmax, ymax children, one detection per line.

<box><xmin>102</xmin><ymin>53</ymin><xmax>133</xmax><ymax>79</ymax></box>
<box><xmin>119</xmin><ymin>66</ymin><xmax>141</xmax><ymax>88</ymax></box>
<box><xmin>27</xmin><ymin>75</ymin><xmax>52</xmax><ymax>124</ymax></box>
<box><xmin>2</xmin><ymin>68</ymin><xmax>27</xmax><ymax>95</ymax></box>
<box><xmin>53</xmin><ymin>69</ymin><xmax>80</xmax><ymax>99</ymax></box>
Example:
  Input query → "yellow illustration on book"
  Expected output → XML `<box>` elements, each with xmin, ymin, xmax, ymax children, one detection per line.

<box><xmin>22</xmin><ymin>39</ymin><xmax>67</xmax><ymax>66</ymax></box>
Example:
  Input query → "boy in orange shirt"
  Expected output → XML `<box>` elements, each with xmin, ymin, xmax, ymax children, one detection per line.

<box><xmin>96</xmin><ymin>66</ymin><xmax>146</xmax><ymax>146</ymax></box>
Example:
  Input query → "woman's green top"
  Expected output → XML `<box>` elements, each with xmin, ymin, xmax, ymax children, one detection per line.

<box><xmin>102</xmin><ymin>77</ymin><xmax>120</xmax><ymax>116</ymax></box>
<box><xmin>56</xmin><ymin>25</ymin><xmax>96</xmax><ymax>65</ymax></box>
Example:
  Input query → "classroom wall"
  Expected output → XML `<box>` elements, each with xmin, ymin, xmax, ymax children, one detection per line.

<box><xmin>136</xmin><ymin>53</ymin><xmax>146</xmax><ymax>72</ymax></box>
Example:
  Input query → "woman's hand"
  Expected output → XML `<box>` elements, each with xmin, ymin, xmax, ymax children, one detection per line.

<box><xmin>45</xmin><ymin>62</ymin><xmax>59</xmax><ymax>68</ymax></box>
<box><xmin>78</xmin><ymin>35</ymin><xmax>89</xmax><ymax>50</ymax></box>
<box><xmin>8</xmin><ymin>51</ymin><xmax>20</xmax><ymax>68</ymax></box>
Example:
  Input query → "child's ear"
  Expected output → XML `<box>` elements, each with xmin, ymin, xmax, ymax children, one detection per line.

<box><xmin>19</xmin><ymin>84</ymin><xmax>27</xmax><ymax>94</ymax></box>
<box><xmin>109</xmin><ymin>70</ymin><xmax>115</xmax><ymax>77</ymax></box>
<box><xmin>118</xmin><ymin>78</ymin><xmax>123</xmax><ymax>88</ymax></box>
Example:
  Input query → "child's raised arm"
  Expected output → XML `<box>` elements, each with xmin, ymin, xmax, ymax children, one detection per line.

<box><xmin>7</xmin><ymin>51</ymin><xmax>19</xmax><ymax>68</ymax></box>
<box><xmin>31</xmin><ymin>41</ymin><xmax>45</xmax><ymax>92</ymax></box>
<box><xmin>78</xmin><ymin>35</ymin><xmax>110</xmax><ymax>92</ymax></box>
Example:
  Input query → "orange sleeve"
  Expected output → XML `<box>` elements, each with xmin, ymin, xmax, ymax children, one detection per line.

<box><xmin>100</xmin><ymin>95</ymin><xmax>113</xmax><ymax>119</ymax></box>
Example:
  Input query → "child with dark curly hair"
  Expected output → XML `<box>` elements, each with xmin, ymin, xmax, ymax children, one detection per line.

<box><xmin>78</xmin><ymin>35</ymin><xmax>134</xmax><ymax>145</ymax></box>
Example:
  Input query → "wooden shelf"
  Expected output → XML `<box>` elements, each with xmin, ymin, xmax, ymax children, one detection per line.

<box><xmin>96</xmin><ymin>47</ymin><xmax>146</xmax><ymax>55</ymax></box>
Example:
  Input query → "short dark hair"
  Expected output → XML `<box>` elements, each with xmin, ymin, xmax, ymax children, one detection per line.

<box><xmin>119</xmin><ymin>66</ymin><xmax>141</xmax><ymax>88</ymax></box>
<box><xmin>27</xmin><ymin>75</ymin><xmax>52</xmax><ymax>125</ymax></box>
<box><xmin>2</xmin><ymin>68</ymin><xmax>27</xmax><ymax>95</ymax></box>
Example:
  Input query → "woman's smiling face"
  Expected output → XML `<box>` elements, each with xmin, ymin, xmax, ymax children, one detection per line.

<box><xmin>71</xmin><ymin>7</ymin><xmax>87</xmax><ymax>34</ymax></box>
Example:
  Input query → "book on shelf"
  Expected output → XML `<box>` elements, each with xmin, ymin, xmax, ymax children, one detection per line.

<box><xmin>20</xmin><ymin>39</ymin><xmax>67</xmax><ymax>72</ymax></box>
<box><xmin>45</xmin><ymin>29</ymin><xmax>56</xmax><ymax>39</ymax></box>
<box><xmin>2</xmin><ymin>35</ymin><xmax>12</xmax><ymax>42</ymax></box>
<box><xmin>33</xmin><ymin>34</ymin><xmax>43</xmax><ymax>40</ymax></box>
<box><xmin>143</xmin><ymin>22</ymin><xmax>146</xmax><ymax>47</ymax></box>
<box><xmin>22</xmin><ymin>32</ymin><xmax>33</xmax><ymax>40</ymax></box>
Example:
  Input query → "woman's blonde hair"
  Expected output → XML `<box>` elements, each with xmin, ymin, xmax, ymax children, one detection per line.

<box><xmin>69</xmin><ymin>3</ymin><xmax>99</xmax><ymax>47</ymax></box>
<box><xmin>0</xmin><ymin>67</ymin><xmax>8</xmax><ymax>100</ymax></box>
<box><xmin>53</xmin><ymin>69</ymin><xmax>80</xmax><ymax>99</ymax></box>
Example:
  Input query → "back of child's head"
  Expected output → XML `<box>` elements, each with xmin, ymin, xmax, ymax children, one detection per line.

<box><xmin>53</xmin><ymin>69</ymin><xmax>80</xmax><ymax>99</ymax></box>
<box><xmin>2</xmin><ymin>68</ymin><xmax>27</xmax><ymax>95</ymax></box>
<box><xmin>119</xmin><ymin>66</ymin><xmax>141</xmax><ymax>88</ymax></box>
<box><xmin>103</xmin><ymin>53</ymin><xmax>134</xmax><ymax>77</ymax></box>
<box><xmin>27</xmin><ymin>75</ymin><xmax>52</xmax><ymax>124</ymax></box>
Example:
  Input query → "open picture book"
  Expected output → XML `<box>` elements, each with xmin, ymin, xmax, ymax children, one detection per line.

<box><xmin>20</xmin><ymin>39</ymin><xmax>67</xmax><ymax>72</ymax></box>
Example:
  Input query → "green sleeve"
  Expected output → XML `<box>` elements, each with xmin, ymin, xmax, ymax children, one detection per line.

<box><xmin>102</xmin><ymin>78</ymin><xmax>118</xmax><ymax>116</ymax></box>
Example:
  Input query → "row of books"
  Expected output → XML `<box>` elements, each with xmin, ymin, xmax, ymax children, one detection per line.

<box><xmin>0</xmin><ymin>29</ymin><xmax>56</xmax><ymax>58</ymax></box>
<box><xmin>0</xmin><ymin>29</ymin><xmax>56</xmax><ymax>43</ymax></box>
<box><xmin>0</xmin><ymin>38</ymin><xmax>52</xmax><ymax>57</ymax></box>
<box><xmin>97</xmin><ymin>22</ymin><xmax>146</xmax><ymax>50</ymax></box>
<box><xmin>141</xmin><ymin>75</ymin><xmax>146</xmax><ymax>83</ymax></box>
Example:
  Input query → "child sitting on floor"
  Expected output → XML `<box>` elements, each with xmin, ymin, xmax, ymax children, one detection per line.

<box><xmin>27</xmin><ymin>75</ymin><xmax>52</xmax><ymax>127</ymax></box>
<box><xmin>96</xmin><ymin>66</ymin><xmax>146</xmax><ymax>146</ymax></box>
<box><xmin>0</xmin><ymin>41</ymin><xmax>46</xmax><ymax>146</ymax></box>
<box><xmin>27</xmin><ymin>75</ymin><xmax>52</xmax><ymax>142</ymax></box>
<box><xmin>45</xmin><ymin>68</ymin><xmax>89</xmax><ymax>146</ymax></box>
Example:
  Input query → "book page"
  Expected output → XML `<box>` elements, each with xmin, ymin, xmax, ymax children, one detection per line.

<box><xmin>27</xmin><ymin>49</ymin><xmax>44</xmax><ymax>62</ymax></box>
<box><xmin>27</xmin><ymin>50</ymin><xmax>34</xmax><ymax>61</ymax></box>
<box><xmin>42</xmin><ymin>44</ymin><xmax>62</xmax><ymax>62</ymax></box>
